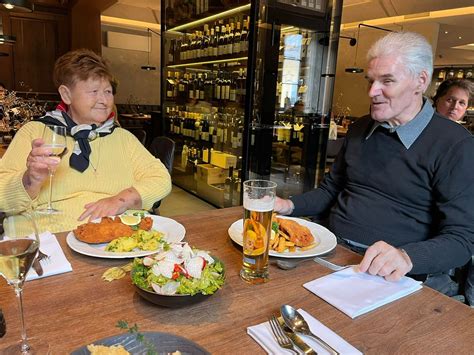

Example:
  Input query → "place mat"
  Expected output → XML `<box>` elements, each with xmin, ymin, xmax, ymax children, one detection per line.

<box><xmin>304</xmin><ymin>267</ymin><xmax>422</xmax><ymax>318</ymax></box>
<box><xmin>26</xmin><ymin>232</ymin><xmax>72</xmax><ymax>281</ymax></box>
<box><xmin>248</xmin><ymin>308</ymin><xmax>362</xmax><ymax>354</ymax></box>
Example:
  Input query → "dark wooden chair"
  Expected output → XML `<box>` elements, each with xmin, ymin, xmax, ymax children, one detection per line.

<box><xmin>148</xmin><ymin>136</ymin><xmax>175</xmax><ymax>214</ymax></box>
<box><xmin>129</xmin><ymin>129</ymin><xmax>147</xmax><ymax>146</ymax></box>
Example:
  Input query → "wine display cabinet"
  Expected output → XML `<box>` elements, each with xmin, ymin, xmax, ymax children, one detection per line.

<box><xmin>162</xmin><ymin>0</ymin><xmax>343</xmax><ymax>207</ymax></box>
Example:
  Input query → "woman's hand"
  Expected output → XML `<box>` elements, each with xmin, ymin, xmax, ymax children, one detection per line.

<box><xmin>22</xmin><ymin>138</ymin><xmax>60</xmax><ymax>198</ymax></box>
<box><xmin>78</xmin><ymin>187</ymin><xmax>142</xmax><ymax>222</ymax></box>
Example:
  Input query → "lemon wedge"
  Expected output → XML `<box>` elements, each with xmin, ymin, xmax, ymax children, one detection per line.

<box><xmin>119</xmin><ymin>215</ymin><xmax>141</xmax><ymax>226</ymax></box>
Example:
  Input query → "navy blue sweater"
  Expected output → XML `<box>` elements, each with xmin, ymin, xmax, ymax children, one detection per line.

<box><xmin>291</xmin><ymin>113</ymin><xmax>474</xmax><ymax>275</ymax></box>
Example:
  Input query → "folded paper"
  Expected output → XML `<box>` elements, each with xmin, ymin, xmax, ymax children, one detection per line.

<box><xmin>304</xmin><ymin>267</ymin><xmax>422</xmax><ymax>318</ymax></box>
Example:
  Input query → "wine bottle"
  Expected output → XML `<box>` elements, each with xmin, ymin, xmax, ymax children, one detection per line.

<box><xmin>198</xmin><ymin>73</ymin><xmax>205</xmax><ymax>100</ymax></box>
<box><xmin>188</xmin><ymin>73</ymin><xmax>195</xmax><ymax>100</ymax></box>
<box><xmin>233</xmin><ymin>21</ymin><xmax>241</xmax><ymax>54</ymax></box>
<box><xmin>180</xmin><ymin>35</ymin><xmax>188</xmax><ymax>61</ymax></box>
<box><xmin>212</xmin><ymin>25</ymin><xmax>219</xmax><ymax>57</ymax></box>
<box><xmin>202</xmin><ymin>25</ymin><xmax>210</xmax><ymax>58</ymax></box>
<box><xmin>166</xmin><ymin>71</ymin><xmax>174</xmax><ymax>99</ymax></box>
<box><xmin>218</xmin><ymin>24</ymin><xmax>226</xmax><ymax>56</ymax></box>
<box><xmin>241</xmin><ymin>18</ymin><xmax>249</xmax><ymax>52</ymax></box>
<box><xmin>229</xmin><ymin>73</ymin><xmax>237</xmax><ymax>102</ymax></box>
<box><xmin>215</xmin><ymin>72</ymin><xmax>221</xmax><ymax>100</ymax></box>
<box><xmin>225</xmin><ymin>23</ymin><xmax>232</xmax><ymax>55</ymax></box>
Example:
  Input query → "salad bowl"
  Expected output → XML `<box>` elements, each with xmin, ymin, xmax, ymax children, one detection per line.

<box><xmin>133</xmin><ymin>284</ymin><xmax>213</xmax><ymax>307</ymax></box>
<box><xmin>131</xmin><ymin>245</ymin><xmax>225</xmax><ymax>308</ymax></box>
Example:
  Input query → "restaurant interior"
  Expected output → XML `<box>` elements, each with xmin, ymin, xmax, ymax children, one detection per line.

<box><xmin>0</xmin><ymin>0</ymin><xmax>472</xmax><ymax>211</ymax></box>
<box><xmin>0</xmin><ymin>0</ymin><xmax>473</xmax><ymax>353</ymax></box>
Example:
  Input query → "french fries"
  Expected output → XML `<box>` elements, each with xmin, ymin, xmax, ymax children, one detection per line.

<box><xmin>270</xmin><ymin>213</ymin><xmax>319</xmax><ymax>253</ymax></box>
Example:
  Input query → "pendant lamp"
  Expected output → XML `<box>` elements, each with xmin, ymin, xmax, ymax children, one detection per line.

<box><xmin>0</xmin><ymin>0</ymin><xmax>33</xmax><ymax>12</ymax></box>
<box><xmin>141</xmin><ymin>28</ymin><xmax>160</xmax><ymax>71</ymax></box>
<box><xmin>345</xmin><ymin>24</ymin><xmax>394</xmax><ymax>74</ymax></box>
<box><xmin>345</xmin><ymin>25</ymin><xmax>364</xmax><ymax>73</ymax></box>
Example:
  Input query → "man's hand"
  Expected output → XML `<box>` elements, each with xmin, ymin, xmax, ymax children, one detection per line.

<box><xmin>78</xmin><ymin>187</ymin><xmax>141</xmax><ymax>222</ymax></box>
<box><xmin>23</xmin><ymin>138</ymin><xmax>60</xmax><ymax>198</ymax></box>
<box><xmin>358</xmin><ymin>241</ymin><xmax>413</xmax><ymax>281</ymax></box>
<box><xmin>274</xmin><ymin>197</ymin><xmax>294</xmax><ymax>215</ymax></box>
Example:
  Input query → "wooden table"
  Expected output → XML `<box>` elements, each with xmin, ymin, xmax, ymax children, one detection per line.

<box><xmin>1</xmin><ymin>207</ymin><xmax>473</xmax><ymax>353</ymax></box>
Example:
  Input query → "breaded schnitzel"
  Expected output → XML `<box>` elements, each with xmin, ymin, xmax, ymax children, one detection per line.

<box><xmin>74</xmin><ymin>216</ymin><xmax>153</xmax><ymax>244</ymax></box>
<box><xmin>276</xmin><ymin>217</ymin><xmax>314</xmax><ymax>247</ymax></box>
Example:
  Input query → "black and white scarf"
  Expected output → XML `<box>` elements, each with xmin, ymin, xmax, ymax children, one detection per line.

<box><xmin>36</xmin><ymin>105</ymin><xmax>117</xmax><ymax>172</ymax></box>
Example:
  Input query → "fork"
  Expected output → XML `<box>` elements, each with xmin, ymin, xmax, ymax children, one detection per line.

<box><xmin>277</xmin><ymin>256</ymin><xmax>351</xmax><ymax>272</ymax></box>
<box><xmin>312</xmin><ymin>257</ymin><xmax>351</xmax><ymax>272</ymax></box>
<box><xmin>269</xmin><ymin>315</ymin><xmax>298</xmax><ymax>354</ymax></box>
<box><xmin>37</xmin><ymin>249</ymin><xmax>51</xmax><ymax>265</ymax></box>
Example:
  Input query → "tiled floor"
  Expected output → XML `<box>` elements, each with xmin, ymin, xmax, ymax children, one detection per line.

<box><xmin>159</xmin><ymin>184</ymin><xmax>216</xmax><ymax>217</ymax></box>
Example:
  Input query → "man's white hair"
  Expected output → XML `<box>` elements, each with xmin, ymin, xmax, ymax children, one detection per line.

<box><xmin>367</xmin><ymin>32</ymin><xmax>433</xmax><ymax>84</ymax></box>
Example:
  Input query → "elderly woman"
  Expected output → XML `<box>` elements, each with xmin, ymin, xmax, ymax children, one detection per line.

<box><xmin>0</xmin><ymin>49</ymin><xmax>171</xmax><ymax>233</ymax></box>
<box><xmin>432</xmin><ymin>78</ymin><xmax>473</xmax><ymax>122</ymax></box>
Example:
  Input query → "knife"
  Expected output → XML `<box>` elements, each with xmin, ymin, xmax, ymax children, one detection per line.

<box><xmin>277</xmin><ymin>316</ymin><xmax>317</xmax><ymax>354</ymax></box>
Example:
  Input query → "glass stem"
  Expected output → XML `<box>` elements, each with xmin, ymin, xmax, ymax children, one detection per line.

<box><xmin>47</xmin><ymin>172</ymin><xmax>54</xmax><ymax>210</ymax></box>
<box><xmin>14</xmin><ymin>286</ymin><xmax>30</xmax><ymax>353</ymax></box>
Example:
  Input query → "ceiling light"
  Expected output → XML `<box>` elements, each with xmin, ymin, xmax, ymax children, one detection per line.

<box><xmin>342</xmin><ymin>6</ymin><xmax>474</xmax><ymax>30</ymax></box>
<box><xmin>458</xmin><ymin>36</ymin><xmax>462</xmax><ymax>39</ymax></box>
<box><xmin>444</xmin><ymin>31</ymin><xmax>448</xmax><ymax>34</ymax></box>
<box><xmin>0</xmin><ymin>0</ymin><xmax>33</xmax><ymax>12</ymax></box>
<box><xmin>345</xmin><ymin>67</ymin><xmax>364</xmax><ymax>73</ymax></box>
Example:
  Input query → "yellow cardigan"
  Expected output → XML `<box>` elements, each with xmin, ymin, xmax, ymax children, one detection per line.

<box><xmin>0</xmin><ymin>122</ymin><xmax>171</xmax><ymax>234</ymax></box>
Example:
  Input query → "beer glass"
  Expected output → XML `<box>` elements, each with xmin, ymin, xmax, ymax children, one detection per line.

<box><xmin>240</xmin><ymin>179</ymin><xmax>277</xmax><ymax>284</ymax></box>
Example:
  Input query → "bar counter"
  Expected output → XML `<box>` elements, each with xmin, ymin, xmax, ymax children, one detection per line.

<box><xmin>0</xmin><ymin>207</ymin><xmax>473</xmax><ymax>353</ymax></box>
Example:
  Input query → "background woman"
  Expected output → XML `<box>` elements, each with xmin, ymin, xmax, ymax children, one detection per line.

<box><xmin>432</xmin><ymin>78</ymin><xmax>472</xmax><ymax>122</ymax></box>
<box><xmin>0</xmin><ymin>49</ymin><xmax>171</xmax><ymax>233</ymax></box>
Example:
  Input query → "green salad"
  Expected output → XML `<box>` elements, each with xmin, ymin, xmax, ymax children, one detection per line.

<box><xmin>131</xmin><ymin>243</ymin><xmax>225</xmax><ymax>296</ymax></box>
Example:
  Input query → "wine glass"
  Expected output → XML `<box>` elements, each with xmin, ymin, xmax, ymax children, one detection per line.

<box><xmin>37</xmin><ymin>125</ymin><xmax>67</xmax><ymax>214</ymax></box>
<box><xmin>0</xmin><ymin>211</ymin><xmax>40</xmax><ymax>353</ymax></box>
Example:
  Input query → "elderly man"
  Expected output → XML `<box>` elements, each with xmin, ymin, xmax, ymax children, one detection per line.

<box><xmin>275</xmin><ymin>32</ymin><xmax>474</xmax><ymax>296</ymax></box>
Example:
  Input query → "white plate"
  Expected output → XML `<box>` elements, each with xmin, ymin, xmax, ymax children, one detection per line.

<box><xmin>66</xmin><ymin>215</ymin><xmax>186</xmax><ymax>259</ymax></box>
<box><xmin>228</xmin><ymin>216</ymin><xmax>337</xmax><ymax>258</ymax></box>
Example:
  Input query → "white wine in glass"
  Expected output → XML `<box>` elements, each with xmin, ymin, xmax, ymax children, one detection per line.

<box><xmin>37</xmin><ymin>125</ymin><xmax>67</xmax><ymax>214</ymax></box>
<box><xmin>0</xmin><ymin>211</ymin><xmax>40</xmax><ymax>354</ymax></box>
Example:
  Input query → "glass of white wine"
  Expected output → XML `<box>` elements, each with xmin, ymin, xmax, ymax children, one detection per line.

<box><xmin>37</xmin><ymin>125</ymin><xmax>67</xmax><ymax>214</ymax></box>
<box><xmin>0</xmin><ymin>211</ymin><xmax>40</xmax><ymax>354</ymax></box>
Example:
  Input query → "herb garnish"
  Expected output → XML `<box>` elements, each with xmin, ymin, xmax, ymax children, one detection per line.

<box><xmin>116</xmin><ymin>320</ymin><xmax>157</xmax><ymax>355</ymax></box>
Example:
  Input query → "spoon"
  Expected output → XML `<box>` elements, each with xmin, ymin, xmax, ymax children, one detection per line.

<box><xmin>281</xmin><ymin>304</ymin><xmax>340</xmax><ymax>355</ymax></box>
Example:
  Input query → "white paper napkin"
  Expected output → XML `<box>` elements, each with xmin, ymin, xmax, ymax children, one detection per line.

<box><xmin>247</xmin><ymin>309</ymin><xmax>362</xmax><ymax>354</ymax></box>
<box><xmin>26</xmin><ymin>232</ymin><xmax>73</xmax><ymax>281</ymax></box>
<box><xmin>304</xmin><ymin>267</ymin><xmax>422</xmax><ymax>319</ymax></box>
